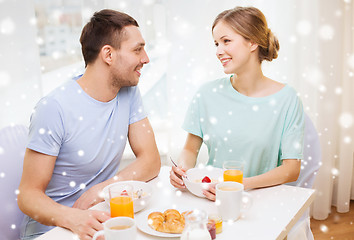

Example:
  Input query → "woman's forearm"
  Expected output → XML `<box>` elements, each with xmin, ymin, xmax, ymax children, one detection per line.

<box><xmin>243</xmin><ymin>159</ymin><xmax>301</xmax><ymax>190</ymax></box>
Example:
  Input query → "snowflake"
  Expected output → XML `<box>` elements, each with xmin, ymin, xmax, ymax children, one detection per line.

<box><xmin>339</xmin><ymin>112</ymin><xmax>353</xmax><ymax>128</ymax></box>
<box><xmin>0</xmin><ymin>71</ymin><xmax>11</xmax><ymax>87</ymax></box>
<box><xmin>77</xmin><ymin>150</ymin><xmax>84</xmax><ymax>157</ymax></box>
<box><xmin>320</xmin><ymin>224</ymin><xmax>328</xmax><ymax>233</ymax></box>
<box><xmin>293</xmin><ymin>142</ymin><xmax>301</xmax><ymax>149</ymax></box>
<box><xmin>209</xmin><ymin>117</ymin><xmax>218</xmax><ymax>125</ymax></box>
<box><xmin>305</xmin><ymin>68</ymin><xmax>324</xmax><ymax>86</ymax></box>
<box><xmin>269</xmin><ymin>99</ymin><xmax>276</xmax><ymax>106</ymax></box>
<box><xmin>39</xmin><ymin>128</ymin><xmax>46</xmax><ymax>134</ymax></box>
<box><xmin>335</xmin><ymin>87</ymin><xmax>343</xmax><ymax>95</ymax></box>
<box><xmin>319</xmin><ymin>25</ymin><xmax>334</xmax><ymax>40</ymax></box>
<box><xmin>289</xmin><ymin>35</ymin><xmax>297</xmax><ymax>43</ymax></box>
<box><xmin>331</xmin><ymin>168</ymin><xmax>339</xmax><ymax>176</ymax></box>
<box><xmin>343</xmin><ymin>136</ymin><xmax>352</xmax><ymax>144</ymax></box>
<box><xmin>296</xmin><ymin>20</ymin><xmax>312</xmax><ymax>36</ymax></box>
<box><xmin>52</xmin><ymin>51</ymin><xmax>62</xmax><ymax>60</ymax></box>
<box><xmin>318</xmin><ymin>85</ymin><xmax>327</xmax><ymax>93</ymax></box>
<box><xmin>119</xmin><ymin>1</ymin><xmax>127</xmax><ymax>9</ymax></box>
<box><xmin>252</xmin><ymin>105</ymin><xmax>259</xmax><ymax>111</ymax></box>
<box><xmin>69</xmin><ymin>181</ymin><xmax>76</xmax><ymax>187</ymax></box>
<box><xmin>0</xmin><ymin>18</ymin><xmax>15</xmax><ymax>35</ymax></box>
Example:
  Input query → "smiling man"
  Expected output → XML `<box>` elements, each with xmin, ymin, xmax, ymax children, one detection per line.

<box><xmin>18</xmin><ymin>9</ymin><xmax>160</xmax><ymax>240</ymax></box>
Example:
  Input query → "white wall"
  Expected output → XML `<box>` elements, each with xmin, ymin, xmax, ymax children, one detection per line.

<box><xmin>0</xmin><ymin>0</ymin><xmax>42</xmax><ymax>129</ymax></box>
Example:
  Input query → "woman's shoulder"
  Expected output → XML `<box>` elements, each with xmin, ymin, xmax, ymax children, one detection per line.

<box><xmin>264</xmin><ymin>78</ymin><xmax>298</xmax><ymax>98</ymax></box>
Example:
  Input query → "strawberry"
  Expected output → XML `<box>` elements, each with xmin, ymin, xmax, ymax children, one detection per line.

<box><xmin>202</xmin><ymin>176</ymin><xmax>211</xmax><ymax>183</ymax></box>
<box><xmin>121</xmin><ymin>190</ymin><xmax>129</xmax><ymax>196</ymax></box>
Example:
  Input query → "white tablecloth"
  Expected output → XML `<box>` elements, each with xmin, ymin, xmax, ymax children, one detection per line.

<box><xmin>37</xmin><ymin>166</ymin><xmax>315</xmax><ymax>240</ymax></box>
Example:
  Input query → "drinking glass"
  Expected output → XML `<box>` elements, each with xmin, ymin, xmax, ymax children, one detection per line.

<box><xmin>109</xmin><ymin>184</ymin><xmax>134</xmax><ymax>218</ymax></box>
<box><xmin>223</xmin><ymin>161</ymin><xmax>244</xmax><ymax>183</ymax></box>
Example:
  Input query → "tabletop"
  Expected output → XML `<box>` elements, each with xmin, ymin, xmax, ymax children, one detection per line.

<box><xmin>36</xmin><ymin>166</ymin><xmax>316</xmax><ymax>240</ymax></box>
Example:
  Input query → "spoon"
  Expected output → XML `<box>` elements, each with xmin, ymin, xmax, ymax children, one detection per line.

<box><xmin>136</xmin><ymin>188</ymin><xmax>143</xmax><ymax>199</ymax></box>
<box><xmin>170</xmin><ymin>157</ymin><xmax>189</xmax><ymax>180</ymax></box>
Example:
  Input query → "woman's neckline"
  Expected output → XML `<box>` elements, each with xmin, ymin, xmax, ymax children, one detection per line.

<box><xmin>226</xmin><ymin>75</ymin><xmax>288</xmax><ymax>101</ymax></box>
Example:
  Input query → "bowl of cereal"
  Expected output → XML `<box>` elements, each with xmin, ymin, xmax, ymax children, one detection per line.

<box><xmin>183</xmin><ymin>166</ymin><xmax>223</xmax><ymax>198</ymax></box>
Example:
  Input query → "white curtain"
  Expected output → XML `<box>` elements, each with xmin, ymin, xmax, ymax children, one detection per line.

<box><xmin>309</xmin><ymin>0</ymin><xmax>354</xmax><ymax>219</ymax></box>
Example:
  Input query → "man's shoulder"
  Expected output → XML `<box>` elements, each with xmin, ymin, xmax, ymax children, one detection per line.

<box><xmin>45</xmin><ymin>79</ymin><xmax>77</xmax><ymax>100</ymax></box>
<box><xmin>35</xmin><ymin>80</ymin><xmax>77</xmax><ymax>113</ymax></box>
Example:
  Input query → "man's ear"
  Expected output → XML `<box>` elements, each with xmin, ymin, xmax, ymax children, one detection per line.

<box><xmin>101</xmin><ymin>45</ymin><xmax>113</xmax><ymax>65</ymax></box>
<box><xmin>249</xmin><ymin>41</ymin><xmax>259</xmax><ymax>52</ymax></box>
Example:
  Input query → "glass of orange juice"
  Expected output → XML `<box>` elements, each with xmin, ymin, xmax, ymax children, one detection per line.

<box><xmin>109</xmin><ymin>184</ymin><xmax>134</xmax><ymax>219</ymax></box>
<box><xmin>223</xmin><ymin>161</ymin><xmax>244</xmax><ymax>183</ymax></box>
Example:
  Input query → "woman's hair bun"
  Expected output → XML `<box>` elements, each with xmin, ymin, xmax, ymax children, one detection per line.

<box><xmin>259</xmin><ymin>29</ymin><xmax>280</xmax><ymax>62</ymax></box>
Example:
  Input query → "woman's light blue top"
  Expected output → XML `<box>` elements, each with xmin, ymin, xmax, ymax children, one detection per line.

<box><xmin>182</xmin><ymin>77</ymin><xmax>304</xmax><ymax>177</ymax></box>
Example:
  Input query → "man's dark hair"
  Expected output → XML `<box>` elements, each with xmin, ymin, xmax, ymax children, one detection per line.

<box><xmin>80</xmin><ymin>9</ymin><xmax>139</xmax><ymax>66</ymax></box>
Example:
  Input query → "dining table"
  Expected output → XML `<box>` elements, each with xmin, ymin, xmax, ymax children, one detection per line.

<box><xmin>36</xmin><ymin>166</ymin><xmax>316</xmax><ymax>240</ymax></box>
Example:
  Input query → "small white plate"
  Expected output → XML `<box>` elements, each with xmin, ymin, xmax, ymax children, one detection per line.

<box><xmin>136</xmin><ymin>208</ymin><xmax>188</xmax><ymax>238</ymax></box>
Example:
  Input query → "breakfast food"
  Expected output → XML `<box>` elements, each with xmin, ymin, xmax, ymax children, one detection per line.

<box><xmin>195</xmin><ymin>176</ymin><xmax>218</xmax><ymax>183</ymax></box>
<box><xmin>202</xmin><ymin>176</ymin><xmax>211</xmax><ymax>183</ymax></box>
<box><xmin>147</xmin><ymin>209</ymin><xmax>190</xmax><ymax>234</ymax></box>
<box><xmin>207</xmin><ymin>220</ymin><xmax>216</xmax><ymax>239</ymax></box>
<box><xmin>208</xmin><ymin>214</ymin><xmax>222</xmax><ymax>234</ymax></box>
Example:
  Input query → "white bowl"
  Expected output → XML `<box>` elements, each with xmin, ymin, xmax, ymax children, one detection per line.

<box><xmin>102</xmin><ymin>180</ymin><xmax>153</xmax><ymax>213</ymax></box>
<box><xmin>183</xmin><ymin>166</ymin><xmax>223</xmax><ymax>198</ymax></box>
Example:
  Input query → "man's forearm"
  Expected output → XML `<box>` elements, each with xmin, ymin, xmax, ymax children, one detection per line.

<box><xmin>107</xmin><ymin>154</ymin><xmax>161</xmax><ymax>185</ymax></box>
<box><xmin>18</xmin><ymin>189</ymin><xmax>72</xmax><ymax>228</ymax></box>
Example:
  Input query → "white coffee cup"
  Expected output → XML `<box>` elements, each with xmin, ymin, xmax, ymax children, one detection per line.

<box><xmin>93</xmin><ymin>217</ymin><xmax>137</xmax><ymax>240</ymax></box>
<box><xmin>215</xmin><ymin>181</ymin><xmax>252</xmax><ymax>222</ymax></box>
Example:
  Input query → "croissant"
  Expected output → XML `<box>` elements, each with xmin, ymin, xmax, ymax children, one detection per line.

<box><xmin>148</xmin><ymin>209</ymin><xmax>189</xmax><ymax>234</ymax></box>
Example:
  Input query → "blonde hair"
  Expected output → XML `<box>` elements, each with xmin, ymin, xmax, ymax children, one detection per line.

<box><xmin>212</xmin><ymin>6</ymin><xmax>279</xmax><ymax>63</ymax></box>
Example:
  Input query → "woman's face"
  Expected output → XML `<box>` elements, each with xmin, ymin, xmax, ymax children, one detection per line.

<box><xmin>212</xmin><ymin>21</ymin><xmax>254</xmax><ymax>74</ymax></box>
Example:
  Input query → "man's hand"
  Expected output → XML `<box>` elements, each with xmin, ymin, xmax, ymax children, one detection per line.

<box><xmin>73</xmin><ymin>183</ymin><xmax>105</xmax><ymax>210</ymax></box>
<box><xmin>65</xmin><ymin>209</ymin><xmax>110</xmax><ymax>240</ymax></box>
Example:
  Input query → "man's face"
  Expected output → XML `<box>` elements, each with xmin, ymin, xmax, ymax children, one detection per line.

<box><xmin>110</xmin><ymin>25</ymin><xmax>149</xmax><ymax>88</ymax></box>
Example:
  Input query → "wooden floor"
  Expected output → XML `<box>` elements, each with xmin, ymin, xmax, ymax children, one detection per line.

<box><xmin>310</xmin><ymin>200</ymin><xmax>354</xmax><ymax>240</ymax></box>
